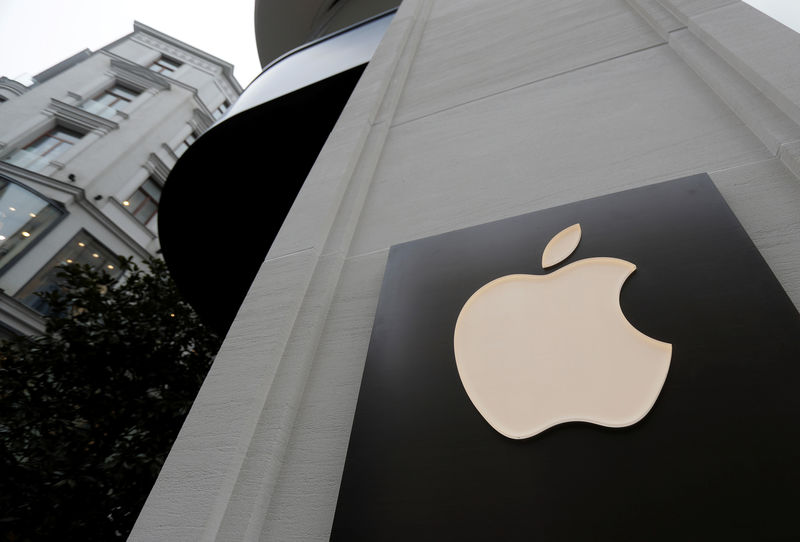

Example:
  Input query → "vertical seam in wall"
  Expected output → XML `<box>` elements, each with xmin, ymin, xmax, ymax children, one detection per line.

<box><xmin>325</xmin><ymin>0</ymin><xmax>432</xmax><ymax>263</ymax></box>
<box><xmin>777</xmin><ymin>140</ymin><xmax>800</xmax><ymax>181</ymax></box>
<box><xmin>241</xmin><ymin>255</ymin><xmax>347</xmax><ymax>540</ymax></box>
<box><xmin>317</xmin><ymin>1</ymin><xmax>433</xmax><ymax>261</ymax></box>
<box><xmin>253</xmin><ymin>3</ymin><xmax>433</xmax><ymax>536</ymax></box>
<box><xmin>373</xmin><ymin>1</ymin><xmax>433</xmax><ymax>126</ymax></box>
<box><xmin>207</xmin><ymin>3</ymin><xmax>435</xmax><ymax>540</ymax></box>
<box><xmin>199</xmin><ymin>252</ymin><xmax>319</xmax><ymax>542</ymax></box>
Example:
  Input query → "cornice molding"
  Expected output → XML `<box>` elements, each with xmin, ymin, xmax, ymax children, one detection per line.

<box><xmin>109</xmin><ymin>57</ymin><xmax>170</xmax><ymax>91</ymax></box>
<box><xmin>104</xmin><ymin>52</ymin><xmax>230</xmax><ymax>124</ymax></box>
<box><xmin>134</xmin><ymin>32</ymin><xmax>221</xmax><ymax>76</ymax></box>
<box><xmin>192</xmin><ymin>108</ymin><xmax>214</xmax><ymax>133</ymax></box>
<box><xmin>105</xmin><ymin>52</ymin><xmax>220</xmax><ymax>119</ymax></box>
<box><xmin>0</xmin><ymin>76</ymin><xmax>28</xmax><ymax>97</ymax></box>
<box><xmin>214</xmin><ymin>76</ymin><xmax>238</xmax><ymax>103</ymax></box>
<box><xmin>0</xmin><ymin>163</ymin><xmax>152</xmax><ymax>260</ymax></box>
<box><xmin>145</xmin><ymin>153</ymin><xmax>171</xmax><ymax>183</ymax></box>
<box><xmin>0</xmin><ymin>162</ymin><xmax>82</xmax><ymax>199</ymax></box>
<box><xmin>47</xmin><ymin>99</ymin><xmax>119</xmax><ymax>134</ymax></box>
<box><xmin>131</xmin><ymin>21</ymin><xmax>242</xmax><ymax>94</ymax></box>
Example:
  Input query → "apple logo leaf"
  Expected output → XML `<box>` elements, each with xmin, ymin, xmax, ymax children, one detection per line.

<box><xmin>542</xmin><ymin>224</ymin><xmax>581</xmax><ymax>269</ymax></box>
<box><xmin>454</xmin><ymin>222</ymin><xmax>671</xmax><ymax>440</ymax></box>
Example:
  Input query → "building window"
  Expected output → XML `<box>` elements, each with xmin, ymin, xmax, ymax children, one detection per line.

<box><xmin>173</xmin><ymin>131</ymin><xmax>197</xmax><ymax>157</ymax></box>
<box><xmin>15</xmin><ymin>231</ymin><xmax>123</xmax><ymax>315</ymax></box>
<box><xmin>212</xmin><ymin>100</ymin><xmax>230</xmax><ymax>120</ymax></box>
<box><xmin>149</xmin><ymin>56</ymin><xmax>182</xmax><ymax>75</ymax></box>
<box><xmin>81</xmin><ymin>84</ymin><xmax>140</xmax><ymax>119</ymax></box>
<box><xmin>0</xmin><ymin>179</ymin><xmax>63</xmax><ymax>271</ymax></box>
<box><xmin>2</xmin><ymin>126</ymin><xmax>84</xmax><ymax>173</ymax></box>
<box><xmin>122</xmin><ymin>177</ymin><xmax>162</xmax><ymax>225</ymax></box>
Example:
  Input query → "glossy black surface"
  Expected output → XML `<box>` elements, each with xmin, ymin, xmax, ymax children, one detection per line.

<box><xmin>158</xmin><ymin>65</ymin><xmax>366</xmax><ymax>334</ymax></box>
<box><xmin>231</xmin><ymin>10</ymin><xmax>394</xmax><ymax>119</ymax></box>
<box><xmin>331</xmin><ymin>174</ymin><xmax>800</xmax><ymax>540</ymax></box>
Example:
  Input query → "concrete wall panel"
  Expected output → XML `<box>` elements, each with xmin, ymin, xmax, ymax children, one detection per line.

<box><xmin>353</xmin><ymin>45</ymin><xmax>769</xmax><ymax>256</ymax></box>
<box><xmin>658</xmin><ymin>0</ymin><xmax>738</xmax><ymax>23</ymax></box>
<box><xmin>689</xmin><ymin>2</ymin><xmax>800</xmax><ymax>128</ymax></box>
<box><xmin>394</xmin><ymin>0</ymin><xmax>663</xmax><ymax>124</ymax></box>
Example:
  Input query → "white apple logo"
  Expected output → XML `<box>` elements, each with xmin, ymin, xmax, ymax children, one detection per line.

<box><xmin>453</xmin><ymin>224</ymin><xmax>672</xmax><ymax>439</ymax></box>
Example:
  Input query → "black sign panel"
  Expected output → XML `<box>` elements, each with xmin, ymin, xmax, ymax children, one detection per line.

<box><xmin>331</xmin><ymin>174</ymin><xmax>800</xmax><ymax>540</ymax></box>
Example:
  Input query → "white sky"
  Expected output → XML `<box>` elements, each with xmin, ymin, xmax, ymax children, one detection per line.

<box><xmin>745</xmin><ymin>0</ymin><xmax>800</xmax><ymax>32</ymax></box>
<box><xmin>0</xmin><ymin>0</ymin><xmax>261</xmax><ymax>87</ymax></box>
<box><xmin>0</xmin><ymin>1</ymin><xmax>797</xmax><ymax>90</ymax></box>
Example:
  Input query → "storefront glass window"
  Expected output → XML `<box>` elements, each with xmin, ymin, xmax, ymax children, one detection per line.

<box><xmin>0</xmin><ymin>179</ymin><xmax>63</xmax><ymax>271</ymax></box>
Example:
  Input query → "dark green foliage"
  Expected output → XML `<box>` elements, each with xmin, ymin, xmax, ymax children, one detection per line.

<box><xmin>0</xmin><ymin>258</ymin><xmax>220</xmax><ymax>541</ymax></box>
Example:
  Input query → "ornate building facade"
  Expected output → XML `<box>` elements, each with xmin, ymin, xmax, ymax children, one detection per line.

<box><xmin>0</xmin><ymin>22</ymin><xmax>241</xmax><ymax>335</ymax></box>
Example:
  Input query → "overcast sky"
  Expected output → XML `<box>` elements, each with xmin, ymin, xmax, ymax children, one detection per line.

<box><xmin>746</xmin><ymin>0</ymin><xmax>800</xmax><ymax>31</ymax></box>
<box><xmin>0</xmin><ymin>0</ymin><xmax>261</xmax><ymax>87</ymax></box>
<box><xmin>0</xmin><ymin>1</ymin><xmax>797</xmax><ymax>90</ymax></box>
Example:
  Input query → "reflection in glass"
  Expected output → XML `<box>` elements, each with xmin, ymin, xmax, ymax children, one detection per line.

<box><xmin>0</xmin><ymin>179</ymin><xmax>63</xmax><ymax>270</ymax></box>
<box><xmin>16</xmin><ymin>230</ymin><xmax>123</xmax><ymax>315</ymax></box>
<box><xmin>123</xmin><ymin>178</ymin><xmax>162</xmax><ymax>225</ymax></box>
<box><xmin>2</xmin><ymin>127</ymin><xmax>83</xmax><ymax>173</ymax></box>
<box><xmin>149</xmin><ymin>57</ymin><xmax>181</xmax><ymax>75</ymax></box>
<box><xmin>81</xmin><ymin>85</ymin><xmax>141</xmax><ymax>119</ymax></box>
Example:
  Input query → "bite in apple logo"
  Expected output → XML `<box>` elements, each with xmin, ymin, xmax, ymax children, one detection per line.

<box><xmin>453</xmin><ymin>224</ymin><xmax>672</xmax><ymax>439</ymax></box>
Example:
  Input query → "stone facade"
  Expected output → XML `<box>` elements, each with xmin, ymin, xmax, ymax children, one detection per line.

<box><xmin>0</xmin><ymin>22</ymin><xmax>241</xmax><ymax>336</ymax></box>
<box><xmin>132</xmin><ymin>1</ymin><xmax>800</xmax><ymax>540</ymax></box>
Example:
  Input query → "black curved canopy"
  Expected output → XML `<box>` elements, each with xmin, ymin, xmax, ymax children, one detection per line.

<box><xmin>159</xmin><ymin>10</ymin><xmax>395</xmax><ymax>334</ymax></box>
<box><xmin>158</xmin><ymin>64</ymin><xmax>366</xmax><ymax>335</ymax></box>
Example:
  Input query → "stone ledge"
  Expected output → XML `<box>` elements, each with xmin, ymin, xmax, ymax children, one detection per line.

<box><xmin>669</xmin><ymin>28</ymin><xmax>800</xmax><ymax>155</ymax></box>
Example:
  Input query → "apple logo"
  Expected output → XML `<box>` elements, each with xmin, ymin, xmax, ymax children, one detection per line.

<box><xmin>453</xmin><ymin>224</ymin><xmax>672</xmax><ymax>439</ymax></box>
